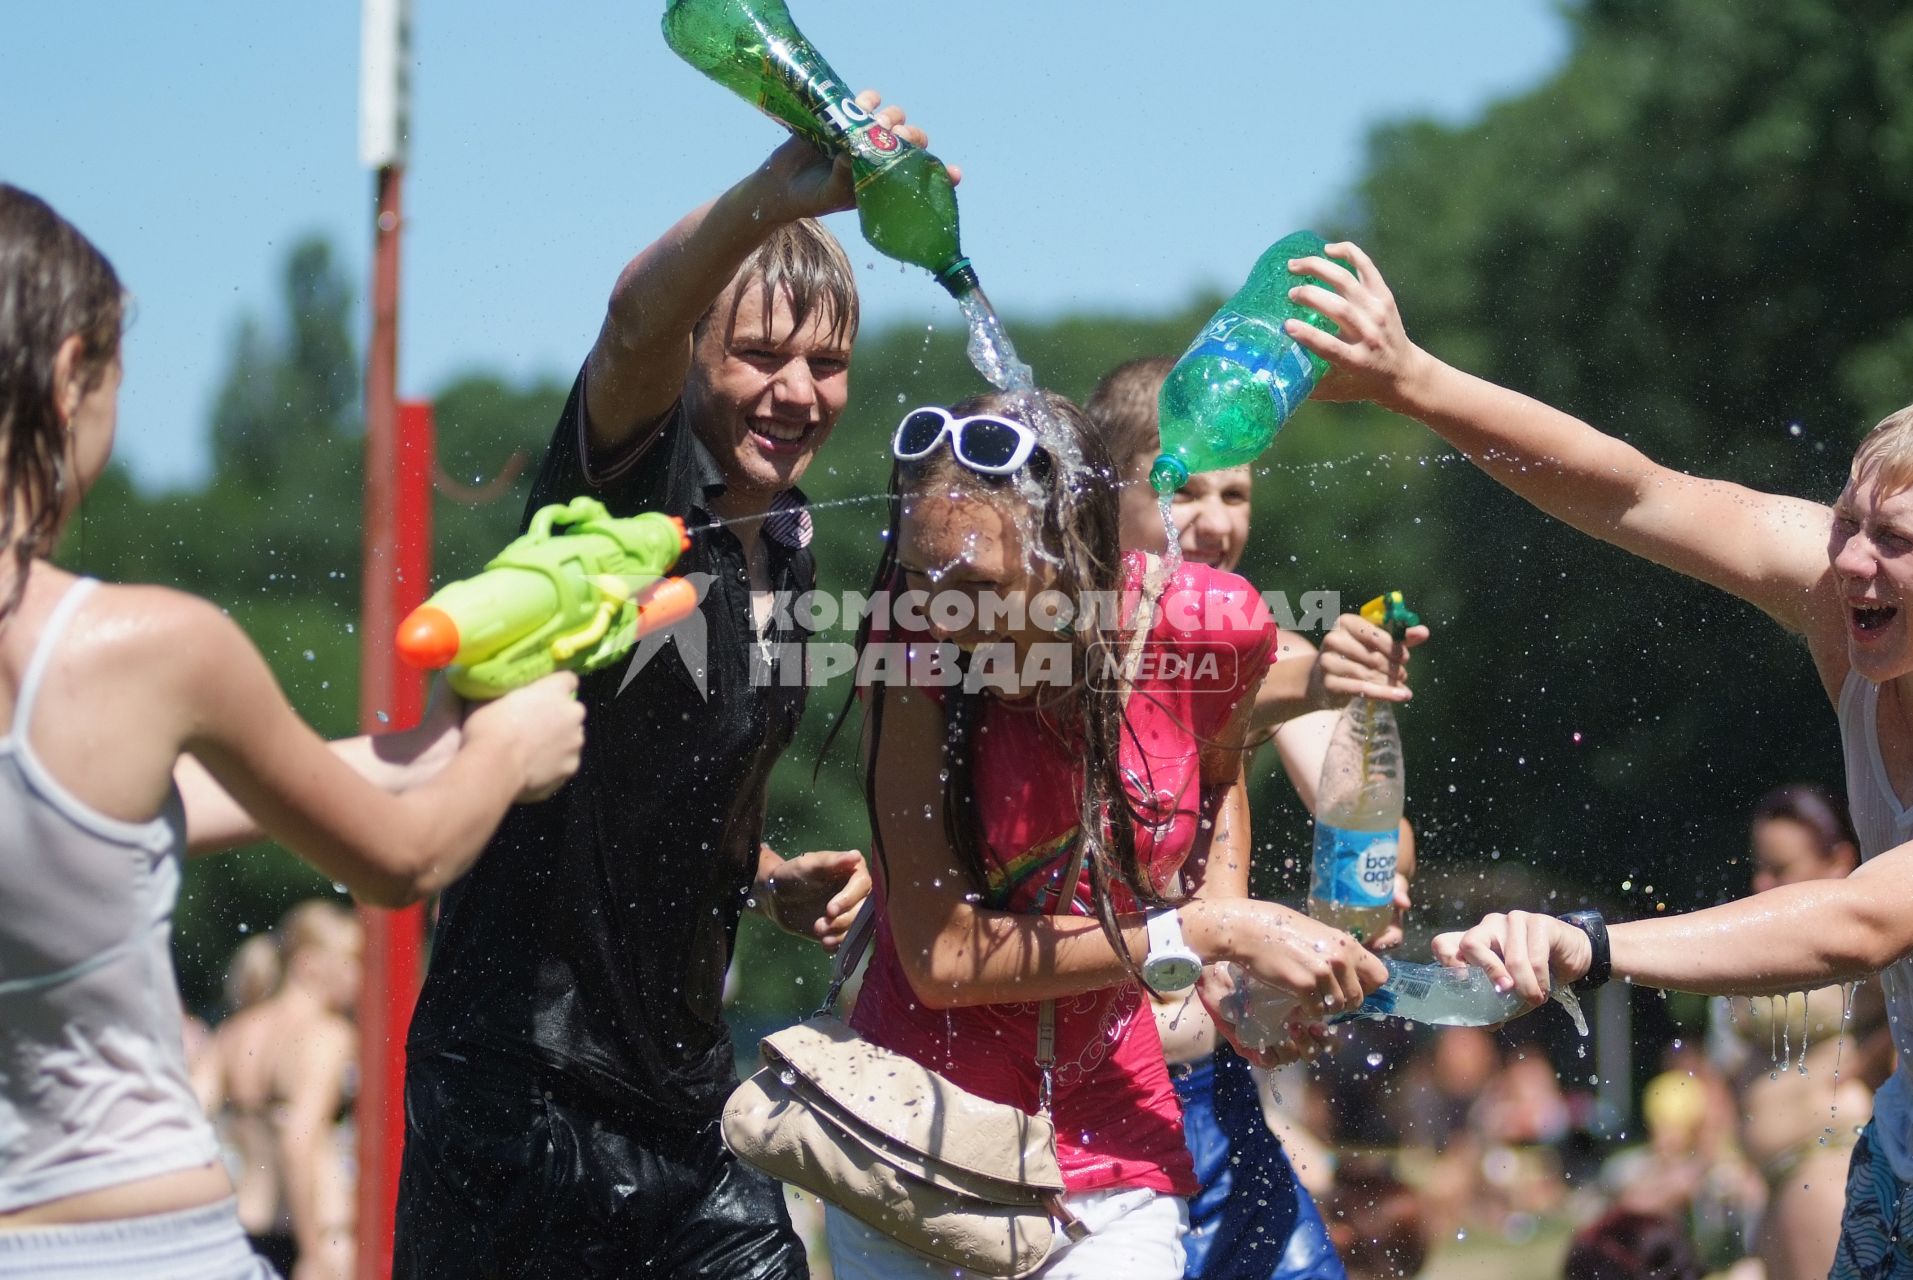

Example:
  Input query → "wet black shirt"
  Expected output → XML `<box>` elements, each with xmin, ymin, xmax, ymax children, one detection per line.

<box><xmin>407</xmin><ymin>374</ymin><xmax>813</xmax><ymax>1126</ymax></box>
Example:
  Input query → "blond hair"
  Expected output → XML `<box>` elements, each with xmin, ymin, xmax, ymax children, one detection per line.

<box><xmin>277</xmin><ymin>899</ymin><xmax>360</xmax><ymax>964</ymax></box>
<box><xmin>222</xmin><ymin>934</ymin><xmax>283</xmax><ymax>1011</ymax></box>
<box><xmin>1085</xmin><ymin>356</ymin><xmax>1175</xmax><ymax>477</ymax></box>
<box><xmin>699</xmin><ymin>218</ymin><xmax>858</xmax><ymax>349</ymax></box>
<box><xmin>1851</xmin><ymin>403</ymin><xmax>1913</xmax><ymax>496</ymax></box>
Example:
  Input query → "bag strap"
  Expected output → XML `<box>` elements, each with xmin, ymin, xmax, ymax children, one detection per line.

<box><xmin>1032</xmin><ymin>842</ymin><xmax>1087</xmax><ymax>1115</ymax></box>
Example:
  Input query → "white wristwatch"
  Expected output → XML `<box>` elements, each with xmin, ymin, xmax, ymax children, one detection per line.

<box><xmin>1141</xmin><ymin>907</ymin><xmax>1202</xmax><ymax>993</ymax></box>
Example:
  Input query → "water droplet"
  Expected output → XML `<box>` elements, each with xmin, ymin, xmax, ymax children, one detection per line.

<box><xmin>1365</xmin><ymin>1052</ymin><xmax>1384</xmax><ymax>1068</ymax></box>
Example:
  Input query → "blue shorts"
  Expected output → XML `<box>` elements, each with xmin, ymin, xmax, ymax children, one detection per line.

<box><xmin>1174</xmin><ymin>1049</ymin><xmax>1344</xmax><ymax>1280</ymax></box>
<box><xmin>1834</xmin><ymin>1125</ymin><xmax>1913</xmax><ymax>1280</ymax></box>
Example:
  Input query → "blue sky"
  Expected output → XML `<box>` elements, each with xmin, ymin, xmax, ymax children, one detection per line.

<box><xmin>2</xmin><ymin>2</ymin><xmax>1569</xmax><ymax>489</ymax></box>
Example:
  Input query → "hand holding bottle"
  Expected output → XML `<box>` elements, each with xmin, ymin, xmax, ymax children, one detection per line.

<box><xmin>1281</xmin><ymin>242</ymin><xmax>1435</xmax><ymax>412</ymax></box>
<box><xmin>752</xmin><ymin>92</ymin><xmax>959</xmax><ymax>224</ymax></box>
<box><xmin>1200</xmin><ymin>963</ymin><xmax>1332</xmax><ymax>1069</ymax></box>
<box><xmin>1432</xmin><ymin>909</ymin><xmax>1594</xmax><ymax>1008</ymax></box>
<box><xmin>1185</xmin><ymin>897</ymin><xmax>1388</xmax><ymax>1024</ymax></box>
<box><xmin>665</xmin><ymin>0</ymin><xmax>973</xmax><ymax>291</ymax></box>
<box><xmin>1307</xmin><ymin>610</ymin><xmax>1431</xmax><ymax>711</ymax></box>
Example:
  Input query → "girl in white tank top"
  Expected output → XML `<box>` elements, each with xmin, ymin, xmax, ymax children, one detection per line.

<box><xmin>0</xmin><ymin>186</ymin><xmax>585</xmax><ymax>1277</ymax></box>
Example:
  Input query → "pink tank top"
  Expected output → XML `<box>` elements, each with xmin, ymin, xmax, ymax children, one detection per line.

<box><xmin>852</xmin><ymin>556</ymin><xmax>1277</xmax><ymax>1195</ymax></box>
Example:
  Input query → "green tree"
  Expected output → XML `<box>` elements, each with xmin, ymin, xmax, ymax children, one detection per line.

<box><xmin>211</xmin><ymin>237</ymin><xmax>359</xmax><ymax>484</ymax></box>
<box><xmin>1315</xmin><ymin>0</ymin><xmax>1913</xmax><ymax>917</ymax></box>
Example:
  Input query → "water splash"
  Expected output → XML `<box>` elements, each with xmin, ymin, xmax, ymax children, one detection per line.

<box><xmin>1553</xmin><ymin>985</ymin><xmax>1589</xmax><ymax>1037</ymax></box>
<box><xmin>1826</xmin><ymin>981</ymin><xmax>1858</xmax><ymax>1140</ymax></box>
<box><xmin>689</xmin><ymin>491</ymin><xmax>890</xmax><ymax>536</ymax></box>
<box><xmin>955</xmin><ymin>288</ymin><xmax>1087</xmax><ymax>489</ymax></box>
<box><xmin>1158</xmin><ymin>493</ymin><xmax>1183</xmax><ymax>582</ymax></box>
<box><xmin>957</xmin><ymin>288</ymin><xmax>1033</xmax><ymax>393</ymax></box>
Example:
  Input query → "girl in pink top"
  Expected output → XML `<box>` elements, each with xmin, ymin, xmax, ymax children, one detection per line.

<box><xmin>826</xmin><ymin>391</ymin><xmax>1387</xmax><ymax>1279</ymax></box>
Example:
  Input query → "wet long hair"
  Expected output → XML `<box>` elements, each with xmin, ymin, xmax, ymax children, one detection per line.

<box><xmin>0</xmin><ymin>185</ymin><xmax>124</xmax><ymax>628</ymax></box>
<box><xmin>832</xmin><ymin>389</ymin><xmax>1169</xmax><ymax>981</ymax></box>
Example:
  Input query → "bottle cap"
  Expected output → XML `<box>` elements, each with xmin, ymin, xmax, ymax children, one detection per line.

<box><xmin>1149</xmin><ymin>453</ymin><xmax>1189</xmax><ymax>495</ymax></box>
<box><xmin>1359</xmin><ymin>591</ymin><xmax>1421</xmax><ymax>639</ymax></box>
<box><xmin>935</xmin><ymin>258</ymin><xmax>979</xmax><ymax>298</ymax></box>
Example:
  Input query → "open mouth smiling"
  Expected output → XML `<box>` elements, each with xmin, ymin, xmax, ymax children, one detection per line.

<box><xmin>1852</xmin><ymin>602</ymin><xmax>1900</xmax><ymax>634</ymax></box>
<box><xmin>751</xmin><ymin>418</ymin><xmax>815</xmax><ymax>454</ymax></box>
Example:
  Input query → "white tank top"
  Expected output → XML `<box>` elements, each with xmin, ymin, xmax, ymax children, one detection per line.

<box><xmin>1837</xmin><ymin>670</ymin><xmax>1913</xmax><ymax>1181</ymax></box>
<box><xmin>0</xmin><ymin>578</ymin><xmax>219</xmax><ymax>1211</ymax></box>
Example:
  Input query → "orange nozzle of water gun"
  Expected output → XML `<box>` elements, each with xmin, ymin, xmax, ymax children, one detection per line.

<box><xmin>396</xmin><ymin>605</ymin><xmax>461</xmax><ymax>670</ymax></box>
<box><xmin>633</xmin><ymin>576</ymin><xmax>700</xmax><ymax>638</ymax></box>
<box><xmin>669</xmin><ymin>515</ymin><xmax>691</xmax><ymax>553</ymax></box>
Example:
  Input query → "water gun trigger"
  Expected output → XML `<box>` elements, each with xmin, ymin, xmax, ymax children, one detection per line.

<box><xmin>1359</xmin><ymin>591</ymin><xmax>1421</xmax><ymax>640</ymax></box>
<box><xmin>547</xmin><ymin>584</ymin><xmax>628</xmax><ymax>665</ymax></box>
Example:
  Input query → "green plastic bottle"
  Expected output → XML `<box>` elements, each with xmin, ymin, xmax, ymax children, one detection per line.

<box><xmin>1149</xmin><ymin>231</ymin><xmax>1342</xmax><ymax>493</ymax></box>
<box><xmin>662</xmin><ymin>0</ymin><xmax>978</xmax><ymax>296</ymax></box>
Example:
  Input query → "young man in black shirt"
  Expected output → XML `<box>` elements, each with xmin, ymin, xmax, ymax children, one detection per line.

<box><xmin>395</xmin><ymin>94</ymin><xmax>950</xmax><ymax>1278</ymax></box>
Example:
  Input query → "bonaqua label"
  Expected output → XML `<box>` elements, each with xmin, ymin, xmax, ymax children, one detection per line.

<box><xmin>1311</xmin><ymin>822</ymin><xmax>1397</xmax><ymax>909</ymax></box>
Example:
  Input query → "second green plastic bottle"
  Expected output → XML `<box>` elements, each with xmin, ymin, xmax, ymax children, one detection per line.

<box><xmin>1150</xmin><ymin>230</ymin><xmax>1342</xmax><ymax>493</ymax></box>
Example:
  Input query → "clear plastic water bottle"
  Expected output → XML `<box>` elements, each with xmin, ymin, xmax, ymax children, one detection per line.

<box><xmin>1333</xmin><ymin>958</ymin><xmax>1589</xmax><ymax>1033</ymax></box>
<box><xmin>1149</xmin><ymin>230</ymin><xmax>1343</xmax><ymax>493</ymax></box>
<box><xmin>1308</xmin><ymin>592</ymin><xmax>1418</xmax><ymax>942</ymax></box>
<box><xmin>1218</xmin><ymin>963</ymin><xmax>1300</xmax><ymax>1052</ymax></box>
<box><xmin>1335</xmin><ymin>959</ymin><xmax>1523</xmax><ymax>1027</ymax></box>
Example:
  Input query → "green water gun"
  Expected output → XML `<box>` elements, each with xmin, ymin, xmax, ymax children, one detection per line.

<box><xmin>396</xmin><ymin>496</ymin><xmax>698</xmax><ymax>700</ymax></box>
<box><xmin>1359</xmin><ymin>590</ymin><xmax>1421</xmax><ymax>639</ymax></box>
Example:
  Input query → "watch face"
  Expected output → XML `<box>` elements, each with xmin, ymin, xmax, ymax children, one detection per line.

<box><xmin>1145</xmin><ymin>954</ymin><xmax>1202</xmax><ymax>993</ymax></box>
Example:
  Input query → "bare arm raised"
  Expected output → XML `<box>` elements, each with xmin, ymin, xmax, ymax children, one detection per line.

<box><xmin>1284</xmin><ymin>243</ymin><xmax>1835</xmax><ymax>641</ymax></box>
<box><xmin>585</xmin><ymin>94</ymin><xmax>956</xmax><ymax>451</ymax></box>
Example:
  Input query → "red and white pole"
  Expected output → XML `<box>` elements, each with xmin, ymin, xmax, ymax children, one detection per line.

<box><xmin>357</xmin><ymin>3</ymin><xmax>424</xmax><ymax>1276</ymax></box>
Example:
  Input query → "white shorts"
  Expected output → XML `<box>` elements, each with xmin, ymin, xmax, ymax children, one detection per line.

<box><xmin>824</xmin><ymin>1187</ymin><xmax>1188</xmax><ymax>1280</ymax></box>
<box><xmin>0</xmin><ymin>1198</ymin><xmax>276</xmax><ymax>1279</ymax></box>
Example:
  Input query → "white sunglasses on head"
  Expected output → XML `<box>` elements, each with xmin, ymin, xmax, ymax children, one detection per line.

<box><xmin>891</xmin><ymin>406</ymin><xmax>1041</xmax><ymax>475</ymax></box>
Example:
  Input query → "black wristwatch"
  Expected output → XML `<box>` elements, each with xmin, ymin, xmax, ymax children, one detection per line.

<box><xmin>1556</xmin><ymin>909</ymin><xmax>1611</xmax><ymax>991</ymax></box>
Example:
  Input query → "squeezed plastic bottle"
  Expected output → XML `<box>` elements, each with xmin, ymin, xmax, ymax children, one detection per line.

<box><xmin>1333</xmin><ymin>959</ymin><xmax>1588</xmax><ymax>1034</ymax></box>
<box><xmin>662</xmin><ymin>0</ymin><xmax>979</xmax><ymax>297</ymax></box>
<box><xmin>1337</xmin><ymin>959</ymin><xmax>1523</xmax><ymax>1027</ymax></box>
<box><xmin>1150</xmin><ymin>230</ymin><xmax>1343</xmax><ymax>493</ymax></box>
<box><xmin>1308</xmin><ymin>591</ymin><xmax>1419</xmax><ymax>942</ymax></box>
<box><xmin>1218</xmin><ymin>963</ymin><xmax>1300</xmax><ymax>1053</ymax></box>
